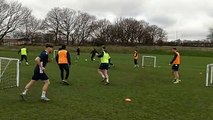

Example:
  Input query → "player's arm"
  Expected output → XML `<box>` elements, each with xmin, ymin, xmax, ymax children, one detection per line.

<box><xmin>18</xmin><ymin>49</ymin><xmax>21</xmax><ymax>54</ymax></box>
<box><xmin>35</xmin><ymin>57</ymin><xmax>43</xmax><ymax>68</ymax></box>
<box><xmin>170</xmin><ymin>53</ymin><xmax>178</xmax><ymax>64</ymax></box>
<box><xmin>67</xmin><ymin>52</ymin><xmax>71</xmax><ymax>65</ymax></box>
<box><xmin>97</xmin><ymin>51</ymin><xmax>104</xmax><ymax>58</ymax></box>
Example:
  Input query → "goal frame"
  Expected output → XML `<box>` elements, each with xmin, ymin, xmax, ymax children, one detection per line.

<box><xmin>53</xmin><ymin>49</ymin><xmax>58</xmax><ymax>59</ymax></box>
<box><xmin>141</xmin><ymin>55</ymin><xmax>157</xmax><ymax>68</ymax></box>
<box><xmin>206</xmin><ymin>64</ymin><xmax>213</xmax><ymax>86</ymax></box>
<box><xmin>0</xmin><ymin>57</ymin><xmax>20</xmax><ymax>88</ymax></box>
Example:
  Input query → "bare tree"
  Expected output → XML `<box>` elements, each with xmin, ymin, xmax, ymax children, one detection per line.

<box><xmin>72</xmin><ymin>12</ymin><xmax>96</xmax><ymax>45</ymax></box>
<box><xmin>91</xmin><ymin>19</ymin><xmax>111</xmax><ymax>45</ymax></box>
<box><xmin>207</xmin><ymin>28</ymin><xmax>213</xmax><ymax>43</ymax></box>
<box><xmin>0</xmin><ymin>1</ymin><xmax>31</xmax><ymax>44</ymax></box>
<box><xmin>59</xmin><ymin>8</ymin><xmax>77</xmax><ymax>45</ymax></box>
<box><xmin>23</xmin><ymin>15</ymin><xmax>42</xmax><ymax>42</ymax></box>
<box><xmin>42</xmin><ymin>7</ymin><xmax>62</xmax><ymax>45</ymax></box>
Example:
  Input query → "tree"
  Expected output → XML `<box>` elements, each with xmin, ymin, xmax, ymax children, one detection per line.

<box><xmin>72</xmin><ymin>12</ymin><xmax>96</xmax><ymax>45</ymax></box>
<box><xmin>59</xmin><ymin>8</ymin><xmax>77</xmax><ymax>45</ymax></box>
<box><xmin>91</xmin><ymin>19</ymin><xmax>111</xmax><ymax>45</ymax></box>
<box><xmin>42</xmin><ymin>7</ymin><xmax>62</xmax><ymax>45</ymax></box>
<box><xmin>23</xmin><ymin>15</ymin><xmax>42</xmax><ymax>42</ymax></box>
<box><xmin>207</xmin><ymin>28</ymin><xmax>213</xmax><ymax>43</ymax></box>
<box><xmin>0</xmin><ymin>0</ymin><xmax>31</xmax><ymax>44</ymax></box>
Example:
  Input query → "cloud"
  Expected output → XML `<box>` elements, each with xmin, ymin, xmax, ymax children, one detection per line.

<box><xmin>5</xmin><ymin>0</ymin><xmax>213</xmax><ymax>40</ymax></box>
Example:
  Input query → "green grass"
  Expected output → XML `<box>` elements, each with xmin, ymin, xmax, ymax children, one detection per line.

<box><xmin>0</xmin><ymin>48</ymin><xmax>213</xmax><ymax>120</ymax></box>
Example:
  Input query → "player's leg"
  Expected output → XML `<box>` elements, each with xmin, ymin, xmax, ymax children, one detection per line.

<box><xmin>62</xmin><ymin>64</ymin><xmax>70</xmax><ymax>85</ymax></box>
<box><xmin>24</xmin><ymin>55</ymin><xmax>29</xmax><ymax>65</ymax></box>
<box><xmin>134</xmin><ymin>59</ymin><xmax>137</xmax><ymax>67</ymax></box>
<box><xmin>91</xmin><ymin>55</ymin><xmax>94</xmax><ymax>61</ymax></box>
<box><xmin>40</xmin><ymin>73</ymin><xmax>50</xmax><ymax>101</ymax></box>
<box><xmin>64</xmin><ymin>64</ymin><xmax>70</xmax><ymax>80</ymax></box>
<box><xmin>98</xmin><ymin>63</ymin><xmax>105</xmax><ymax>80</ymax></box>
<box><xmin>20</xmin><ymin>80</ymin><xmax>37</xmax><ymax>100</ymax></box>
<box><xmin>20</xmin><ymin>55</ymin><xmax>24</xmax><ymax>63</ymax></box>
<box><xmin>173</xmin><ymin>65</ymin><xmax>180</xmax><ymax>83</ymax></box>
<box><xmin>98</xmin><ymin>69</ymin><xmax>105</xmax><ymax>79</ymax></box>
<box><xmin>59</xmin><ymin>64</ymin><xmax>64</xmax><ymax>81</ymax></box>
<box><xmin>103</xmin><ymin>69</ymin><xmax>109</xmax><ymax>85</ymax></box>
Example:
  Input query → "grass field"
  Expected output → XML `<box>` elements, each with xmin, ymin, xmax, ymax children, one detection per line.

<box><xmin>0</xmin><ymin>46</ymin><xmax>213</xmax><ymax>120</ymax></box>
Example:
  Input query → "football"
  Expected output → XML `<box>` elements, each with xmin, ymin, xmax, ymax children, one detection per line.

<box><xmin>125</xmin><ymin>98</ymin><xmax>131</xmax><ymax>102</ymax></box>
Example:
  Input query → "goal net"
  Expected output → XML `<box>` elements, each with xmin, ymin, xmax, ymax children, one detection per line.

<box><xmin>0</xmin><ymin>57</ymin><xmax>19</xmax><ymax>89</ymax></box>
<box><xmin>141</xmin><ymin>56</ymin><xmax>157</xmax><ymax>68</ymax></box>
<box><xmin>206</xmin><ymin>64</ymin><xmax>213</xmax><ymax>86</ymax></box>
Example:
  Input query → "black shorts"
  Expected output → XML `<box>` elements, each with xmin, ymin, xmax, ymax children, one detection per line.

<box><xmin>134</xmin><ymin>59</ymin><xmax>138</xmax><ymax>64</ymax></box>
<box><xmin>32</xmin><ymin>71</ymin><xmax>49</xmax><ymax>81</ymax></box>
<box><xmin>99</xmin><ymin>63</ymin><xmax>109</xmax><ymax>70</ymax></box>
<box><xmin>172</xmin><ymin>64</ymin><xmax>180</xmax><ymax>71</ymax></box>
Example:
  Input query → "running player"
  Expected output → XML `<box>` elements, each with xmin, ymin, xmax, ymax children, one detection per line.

<box><xmin>20</xmin><ymin>44</ymin><xmax>53</xmax><ymax>101</ymax></box>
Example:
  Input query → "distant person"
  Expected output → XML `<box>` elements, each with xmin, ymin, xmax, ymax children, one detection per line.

<box><xmin>56</xmin><ymin>45</ymin><xmax>71</xmax><ymax>85</ymax></box>
<box><xmin>90</xmin><ymin>48</ymin><xmax>98</xmax><ymax>61</ymax></box>
<box><xmin>76</xmin><ymin>47</ymin><xmax>80</xmax><ymax>60</ymax></box>
<box><xmin>96</xmin><ymin>46</ymin><xmax>110</xmax><ymax>85</ymax></box>
<box><xmin>170</xmin><ymin>48</ymin><xmax>181</xmax><ymax>84</ymax></box>
<box><xmin>20</xmin><ymin>44</ymin><xmax>53</xmax><ymax>102</ymax></box>
<box><xmin>18</xmin><ymin>46</ymin><xmax>29</xmax><ymax>65</ymax></box>
<box><xmin>134</xmin><ymin>50</ymin><xmax>139</xmax><ymax>68</ymax></box>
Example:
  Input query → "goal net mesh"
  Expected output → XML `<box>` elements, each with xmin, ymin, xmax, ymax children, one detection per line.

<box><xmin>0</xmin><ymin>57</ymin><xmax>19</xmax><ymax>89</ymax></box>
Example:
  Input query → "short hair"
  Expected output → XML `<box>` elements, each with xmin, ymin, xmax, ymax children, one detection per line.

<box><xmin>172</xmin><ymin>48</ymin><xmax>177</xmax><ymax>50</ymax></box>
<box><xmin>61</xmin><ymin>45</ymin><xmax>66</xmax><ymax>49</ymax></box>
<box><xmin>46</xmin><ymin>44</ymin><xmax>53</xmax><ymax>48</ymax></box>
<box><xmin>102</xmin><ymin>46</ymin><xmax>106</xmax><ymax>50</ymax></box>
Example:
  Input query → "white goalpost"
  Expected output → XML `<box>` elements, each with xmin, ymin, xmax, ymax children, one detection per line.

<box><xmin>0</xmin><ymin>57</ymin><xmax>19</xmax><ymax>89</ymax></box>
<box><xmin>206</xmin><ymin>64</ymin><xmax>213</xmax><ymax>86</ymax></box>
<box><xmin>53</xmin><ymin>50</ymin><xmax>58</xmax><ymax>59</ymax></box>
<box><xmin>141</xmin><ymin>55</ymin><xmax>157</xmax><ymax>68</ymax></box>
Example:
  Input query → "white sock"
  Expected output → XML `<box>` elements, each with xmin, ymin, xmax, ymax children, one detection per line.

<box><xmin>41</xmin><ymin>91</ymin><xmax>46</xmax><ymax>98</ymax></box>
<box><xmin>106</xmin><ymin>78</ymin><xmax>109</xmax><ymax>83</ymax></box>
<box><xmin>22</xmin><ymin>89</ymin><xmax>28</xmax><ymax>95</ymax></box>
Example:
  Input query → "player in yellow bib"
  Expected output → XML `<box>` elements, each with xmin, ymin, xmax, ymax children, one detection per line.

<box><xmin>97</xmin><ymin>47</ymin><xmax>110</xmax><ymax>85</ymax></box>
<box><xmin>18</xmin><ymin>46</ymin><xmax>29</xmax><ymax>65</ymax></box>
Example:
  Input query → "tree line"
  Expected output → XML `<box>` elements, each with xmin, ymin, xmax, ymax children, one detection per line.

<box><xmin>0</xmin><ymin>0</ymin><xmax>167</xmax><ymax>46</ymax></box>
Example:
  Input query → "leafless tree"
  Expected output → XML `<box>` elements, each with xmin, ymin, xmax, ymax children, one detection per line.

<box><xmin>59</xmin><ymin>8</ymin><xmax>77</xmax><ymax>45</ymax></box>
<box><xmin>23</xmin><ymin>15</ymin><xmax>42</xmax><ymax>41</ymax></box>
<box><xmin>207</xmin><ymin>28</ymin><xmax>213</xmax><ymax>43</ymax></box>
<box><xmin>73</xmin><ymin>11</ymin><xmax>96</xmax><ymax>45</ymax></box>
<box><xmin>42</xmin><ymin>7</ymin><xmax>62</xmax><ymax>45</ymax></box>
<box><xmin>0</xmin><ymin>0</ymin><xmax>31</xmax><ymax>44</ymax></box>
<box><xmin>91</xmin><ymin>19</ymin><xmax>111</xmax><ymax>45</ymax></box>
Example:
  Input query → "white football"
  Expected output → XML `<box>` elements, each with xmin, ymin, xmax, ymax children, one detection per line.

<box><xmin>125</xmin><ymin>98</ymin><xmax>131</xmax><ymax>102</ymax></box>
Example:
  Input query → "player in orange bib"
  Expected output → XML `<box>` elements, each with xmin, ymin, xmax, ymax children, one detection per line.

<box><xmin>134</xmin><ymin>50</ymin><xmax>139</xmax><ymax>68</ymax></box>
<box><xmin>56</xmin><ymin>45</ymin><xmax>71</xmax><ymax>85</ymax></box>
<box><xmin>170</xmin><ymin>48</ymin><xmax>181</xmax><ymax>84</ymax></box>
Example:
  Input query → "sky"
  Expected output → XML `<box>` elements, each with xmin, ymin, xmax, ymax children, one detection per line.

<box><xmin>6</xmin><ymin>0</ymin><xmax>213</xmax><ymax>40</ymax></box>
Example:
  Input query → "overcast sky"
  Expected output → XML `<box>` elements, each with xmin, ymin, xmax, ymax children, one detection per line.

<box><xmin>6</xmin><ymin>0</ymin><xmax>213</xmax><ymax>40</ymax></box>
